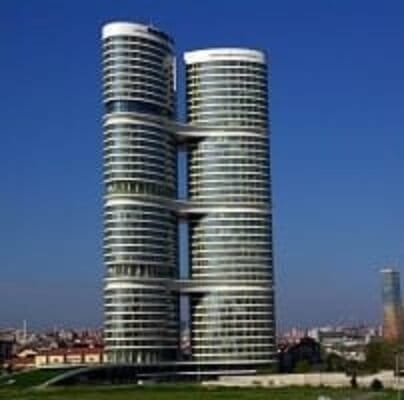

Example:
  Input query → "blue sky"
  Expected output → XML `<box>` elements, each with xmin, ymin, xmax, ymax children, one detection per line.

<box><xmin>1</xmin><ymin>0</ymin><xmax>404</xmax><ymax>331</ymax></box>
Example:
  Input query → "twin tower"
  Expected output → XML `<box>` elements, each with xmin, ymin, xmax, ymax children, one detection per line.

<box><xmin>102</xmin><ymin>21</ymin><xmax>275</xmax><ymax>373</ymax></box>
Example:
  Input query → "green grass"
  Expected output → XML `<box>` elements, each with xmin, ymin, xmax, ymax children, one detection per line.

<box><xmin>0</xmin><ymin>384</ymin><xmax>398</xmax><ymax>400</ymax></box>
<box><xmin>0</xmin><ymin>369</ymin><xmax>71</xmax><ymax>389</ymax></box>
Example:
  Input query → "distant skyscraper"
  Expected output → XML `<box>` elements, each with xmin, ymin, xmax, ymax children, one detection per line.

<box><xmin>381</xmin><ymin>268</ymin><xmax>403</xmax><ymax>342</ymax></box>
<box><xmin>101</xmin><ymin>21</ymin><xmax>276</xmax><ymax>372</ymax></box>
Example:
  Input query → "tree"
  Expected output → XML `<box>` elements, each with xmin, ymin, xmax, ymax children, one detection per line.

<box><xmin>365</xmin><ymin>341</ymin><xmax>395</xmax><ymax>372</ymax></box>
<box><xmin>325</xmin><ymin>353</ymin><xmax>345</xmax><ymax>372</ymax></box>
<box><xmin>294</xmin><ymin>360</ymin><xmax>311</xmax><ymax>373</ymax></box>
<box><xmin>350</xmin><ymin>371</ymin><xmax>358</xmax><ymax>389</ymax></box>
<box><xmin>370</xmin><ymin>378</ymin><xmax>384</xmax><ymax>391</ymax></box>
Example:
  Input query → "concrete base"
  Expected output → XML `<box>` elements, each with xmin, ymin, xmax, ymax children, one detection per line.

<box><xmin>203</xmin><ymin>371</ymin><xmax>401</xmax><ymax>389</ymax></box>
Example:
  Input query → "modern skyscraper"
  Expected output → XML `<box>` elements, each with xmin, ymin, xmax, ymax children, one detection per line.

<box><xmin>102</xmin><ymin>22</ymin><xmax>178</xmax><ymax>364</ymax></box>
<box><xmin>185</xmin><ymin>49</ymin><xmax>275</xmax><ymax>367</ymax></box>
<box><xmin>381</xmin><ymin>268</ymin><xmax>403</xmax><ymax>342</ymax></box>
<box><xmin>101</xmin><ymin>22</ymin><xmax>275</xmax><ymax>372</ymax></box>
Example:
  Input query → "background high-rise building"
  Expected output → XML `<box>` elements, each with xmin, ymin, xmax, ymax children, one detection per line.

<box><xmin>184</xmin><ymin>49</ymin><xmax>275</xmax><ymax>367</ymax></box>
<box><xmin>102</xmin><ymin>22</ymin><xmax>178</xmax><ymax>364</ymax></box>
<box><xmin>101</xmin><ymin>22</ymin><xmax>275</xmax><ymax>371</ymax></box>
<box><xmin>381</xmin><ymin>268</ymin><xmax>403</xmax><ymax>342</ymax></box>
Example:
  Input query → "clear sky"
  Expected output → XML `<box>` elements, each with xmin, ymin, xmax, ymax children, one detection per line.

<box><xmin>1</xmin><ymin>0</ymin><xmax>404</xmax><ymax>331</ymax></box>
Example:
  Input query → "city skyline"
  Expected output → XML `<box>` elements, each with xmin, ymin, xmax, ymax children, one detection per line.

<box><xmin>1</xmin><ymin>0</ymin><xmax>404</xmax><ymax>330</ymax></box>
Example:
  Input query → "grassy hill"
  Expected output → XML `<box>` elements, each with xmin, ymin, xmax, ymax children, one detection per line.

<box><xmin>0</xmin><ymin>382</ymin><xmax>398</xmax><ymax>400</ymax></box>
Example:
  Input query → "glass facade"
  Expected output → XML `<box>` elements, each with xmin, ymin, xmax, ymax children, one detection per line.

<box><xmin>185</xmin><ymin>49</ymin><xmax>276</xmax><ymax>366</ymax></box>
<box><xmin>186</xmin><ymin>59</ymin><xmax>268</xmax><ymax>128</ymax></box>
<box><xmin>101</xmin><ymin>23</ymin><xmax>276</xmax><ymax>372</ymax></box>
<box><xmin>102</xmin><ymin>22</ymin><xmax>178</xmax><ymax>364</ymax></box>
<box><xmin>381</xmin><ymin>269</ymin><xmax>403</xmax><ymax>342</ymax></box>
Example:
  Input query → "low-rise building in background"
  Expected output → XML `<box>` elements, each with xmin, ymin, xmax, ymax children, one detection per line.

<box><xmin>35</xmin><ymin>347</ymin><xmax>103</xmax><ymax>367</ymax></box>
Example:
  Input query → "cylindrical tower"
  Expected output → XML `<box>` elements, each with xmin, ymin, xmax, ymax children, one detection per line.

<box><xmin>102</xmin><ymin>22</ymin><xmax>178</xmax><ymax>364</ymax></box>
<box><xmin>185</xmin><ymin>49</ymin><xmax>276</xmax><ymax>368</ymax></box>
<box><xmin>381</xmin><ymin>268</ymin><xmax>403</xmax><ymax>342</ymax></box>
